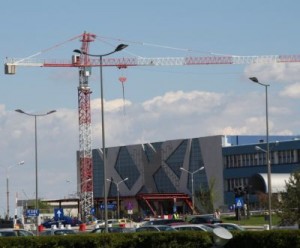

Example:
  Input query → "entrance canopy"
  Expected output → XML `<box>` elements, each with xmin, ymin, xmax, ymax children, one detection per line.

<box><xmin>249</xmin><ymin>173</ymin><xmax>291</xmax><ymax>193</ymax></box>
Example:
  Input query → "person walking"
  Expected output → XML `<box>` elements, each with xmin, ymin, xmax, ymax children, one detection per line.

<box><xmin>173</xmin><ymin>211</ymin><xmax>179</xmax><ymax>219</ymax></box>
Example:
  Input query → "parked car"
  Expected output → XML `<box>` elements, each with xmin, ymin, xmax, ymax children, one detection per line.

<box><xmin>94</xmin><ymin>219</ymin><xmax>119</xmax><ymax>227</ymax></box>
<box><xmin>140</xmin><ymin>218</ymin><xmax>185</xmax><ymax>226</ymax></box>
<box><xmin>91</xmin><ymin>226</ymin><xmax>134</xmax><ymax>233</ymax></box>
<box><xmin>136</xmin><ymin>225</ymin><xmax>177</xmax><ymax>232</ymax></box>
<box><xmin>172</xmin><ymin>224</ymin><xmax>214</xmax><ymax>232</ymax></box>
<box><xmin>40</xmin><ymin>229</ymin><xmax>77</xmax><ymax>236</ymax></box>
<box><xmin>0</xmin><ymin>229</ymin><xmax>34</xmax><ymax>237</ymax></box>
<box><xmin>214</xmin><ymin>223</ymin><xmax>245</xmax><ymax>231</ymax></box>
<box><xmin>118</xmin><ymin>218</ymin><xmax>139</xmax><ymax>228</ymax></box>
<box><xmin>42</xmin><ymin>217</ymin><xmax>82</xmax><ymax>228</ymax></box>
<box><xmin>189</xmin><ymin>215</ymin><xmax>222</xmax><ymax>224</ymax></box>
<box><xmin>202</xmin><ymin>223</ymin><xmax>218</xmax><ymax>229</ymax></box>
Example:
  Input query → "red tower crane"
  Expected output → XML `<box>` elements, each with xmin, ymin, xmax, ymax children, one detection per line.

<box><xmin>75</xmin><ymin>32</ymin><xmax>95</xmax><ymax>220</ymax></box>
<box><xmin>4</xmin><ymin>32</ymin><xmax>300</xmax><ymax>220</ymax></box>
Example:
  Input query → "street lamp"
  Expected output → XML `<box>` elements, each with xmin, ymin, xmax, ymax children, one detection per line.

<box><xmin>106</xmin><ymin>177</ymin><xmax>128</xmax><ymax>219</ymax></box>
<box><xmin>180</xmin><ymin>166</ymin><xmax>204</xmax><ymax>214</ymax></box>
<box><xmin>73</xmin><ymin>44</ymin><xmax>128</xmax><ymax>232</ymax></box>
<box><xmin>0</xmin><ymin>161</ymin><xmax>25</xmax><ymax>220</ymax></box>
<box><xmin>250</xmin><ymin>76</ymin><xmax>272</xmax><ymax>230</ymax></box>
<box><xmin>15</xmin><ymin>109</ymin><xmax>56</xmax><ymax>234</ymax></box>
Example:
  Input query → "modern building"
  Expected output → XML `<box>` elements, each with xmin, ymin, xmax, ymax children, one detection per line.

<box><xmin>77</xmin><ymin>135</ymin><xmax>300</xmax><ymax>218</ymax></box>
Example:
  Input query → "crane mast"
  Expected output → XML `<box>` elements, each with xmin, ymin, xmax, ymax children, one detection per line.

<box><xmin>76</xmin><ymin>32</ymin><xmax>95</xmax><ymax>221</ymax></box>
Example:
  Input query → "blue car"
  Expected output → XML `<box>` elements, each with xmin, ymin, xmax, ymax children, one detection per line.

<box><xmin>42</xmin><ymin>217</ymin><xmax>82</xmax><ymax>228</ymax></box>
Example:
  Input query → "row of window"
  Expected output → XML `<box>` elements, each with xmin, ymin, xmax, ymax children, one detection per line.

<box><xmin>224</xmin><ymin>149</ymin><xmax>299</xmax><ymax>168</ymax></box>
<box><xmin>224</xmin><ymin>177</ymin><xmax>249</xmax><ymax>192</ymax></box>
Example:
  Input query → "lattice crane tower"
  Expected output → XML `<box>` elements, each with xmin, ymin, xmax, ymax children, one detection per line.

<box><xmin>75</xmin><ymin>32</ymin><xmax>95</xmax><ymax>220</ymax></box>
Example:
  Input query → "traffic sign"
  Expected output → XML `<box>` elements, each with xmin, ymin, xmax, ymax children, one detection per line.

<box><xmin>127</xmin><ymin>202</ymin><xmax>133</xmax><ymax>210</ymax></box>
<box><xmin>100</xmin><ymin>203</ymin><xmax>116</xmax><ymax>210</ymax></box>
<box><xmin>235</xmin><ymin>197</ymin><xmax>244</xmax><ymax>209</ymax></box>
<box><xmin>90</xmin><ymin>207</ymin><xmax>95</xmax><ymax>214</ymax></box>
<box><xmin>54</xmin><ymin>208</ymin><xmax>64</xmax><ymax>220</ymax></box>
<box><xmin>25</xmin><ymin>209</ymin><xmax>39</xmax><ymax>217</ymax></box>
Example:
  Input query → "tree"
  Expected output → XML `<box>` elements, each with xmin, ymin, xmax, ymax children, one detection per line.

<box><xmin>195</xmin><ymin>178</ymin><xmax>216</xmax><ymax>214</ymax></box>
<box><xmin>277</xmin><ymin>171</ymin><xmax>300</xmax><ymax>229</ymax></box>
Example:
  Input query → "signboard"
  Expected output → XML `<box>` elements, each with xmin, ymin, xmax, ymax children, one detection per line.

<box><xmin>100</xmin><ymin>203</ymin><xmax>116</xmax><ymax>210</ymax></box>
<box><xmin>235</xmin><ymin>197</ymin><xmax>244</xmax><ymax>209</ymax></box>
<box><xmin>54</xmin><ymin>208</ymin><xmax>64</xmax><ymax>220</ymax></box>
<box><xmin>26</xmin><ymin>209</ymin><xmax>39</xmax><ymax>217</ymax></box>
<box><xmin>90</xmin><ymin>207</ymin><xmax>95</xmax><ymax>215</ymax></box>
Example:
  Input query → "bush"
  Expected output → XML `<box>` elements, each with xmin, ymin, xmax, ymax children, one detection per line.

<box><xmin>0</xmin><ymin>230</ymin><xmax>299</xmax><ymax>248</ymax></box>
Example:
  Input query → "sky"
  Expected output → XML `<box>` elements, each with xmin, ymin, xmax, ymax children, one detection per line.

<box><xmin>1</xmin><ymin>0</ymin><xmax>300</xmax><ymax>218</ymax></box>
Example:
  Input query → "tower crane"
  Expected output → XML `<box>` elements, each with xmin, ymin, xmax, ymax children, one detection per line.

<box><xmin>4</xmin><ymin>32</ymin><xmax>300</xmax><ymax>221</ymax></box>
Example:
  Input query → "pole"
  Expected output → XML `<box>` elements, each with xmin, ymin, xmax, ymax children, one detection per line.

<box><xmin>265</xmin><ymin>84</ymin><xmax>272</xmax><ymax>230</ymax></box>
<box><xmin>15</xmin><ymin>109</ymin><xmax>56</xmax><ymax>235</ymax></box>
<box><xmin>249</xmin><ymin>77</ymin><xmax>272</xmax><ymax>229</ymax></box>
<box><xmin>117</xmin><ymin>184</ymin><xmax>120</xmax><ymax>219</ymax></box>
<box><xmin>99</xmin><ymin>55</ymin><xmax>108</xmax><ymax>233</ymax></box>
<box><xmin>180</xmin><ymin>166</ymin><xmax>204</xmax><ymax>214</ymax></box>
<box><xmin>73</xmin><ymin>44</ymin><xmax>128</xmax><ymax>233</ymax></box>
<box><xmin>191</xmin><ymin>173</ymin><xmax>195</xmax><ymax>214</ymax></box>
<box><xmin>106</xmin><ymin>178</ymin><xmax>128</xmax><ymax>220</ymax></box>
<box><xmin>6</xmin><ymin>172</ymin><xmax>9</xmax><ymax>220</ymax></box>
<box><xmin>34</xmin><ymin>115</ymin><xmax>39</xmax><ymax>233</ymax></box>
<box><xmin>3</xmin><ymin>161</ymin><xmax>25</xmax><ymax>220</ymax></box>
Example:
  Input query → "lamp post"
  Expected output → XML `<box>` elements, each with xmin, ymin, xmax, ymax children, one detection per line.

<box><xmin>106</xmin><ymin>178</ymin><xmax>128</xmax><ymax>219</ymax></box>
<box><xmin>1</xmin><ymin>161</ymin><xmax>25</xmax><ymax>220</ymax></box>
<box><xmin>73</xmin><ymin>44</ymin><xmax>128</xmax><ymax>232</ymax></box>
<box><xmin>249</xmin><ymin>76</ymin><xmax>272</xmax><ymax>230</ymax></box>
<box><xmin>15</xmin><ymin>109</ymin><xmax>56</xmax><ymax>234</ymax></box>
<box><xmin>180</xmin><ymin>166</ymin><xmax>204</xmax><ymax>214</ymax></box>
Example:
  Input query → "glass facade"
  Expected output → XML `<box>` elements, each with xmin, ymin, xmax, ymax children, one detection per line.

<box><xmin>84</xmin><ymin>135</ymin><xmax>300</xmax><ymax>212</ymax></box>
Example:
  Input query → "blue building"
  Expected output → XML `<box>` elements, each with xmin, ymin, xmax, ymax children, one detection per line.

<box><xmin>223</xmin><ymin>135</ymin><xmax>300</xmax><ymax>209</ymax></box>
<box><xmin>85</xmin><ymin>135</ymin><xmax>300</xmax><ymax>216</ymax></box>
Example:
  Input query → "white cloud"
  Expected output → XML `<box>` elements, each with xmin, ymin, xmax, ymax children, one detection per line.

<box><xmin>244</xmin><ymin>63</ymin><xmax>300</xmax><ymax>83</ymax></box>
<box><xmin>279</xmin><ymin>83</ymin><xmax>300</xmax><ymax>99</ymax></box>
<box><xmin>1</xmin><ymin>88</ymin><xmax>299</xmax><ymax>217</ymax></box>
<box><xmin>142</xmin><ymin>90</ymin><xmax>224</xmax><ymax>114</ymax></box>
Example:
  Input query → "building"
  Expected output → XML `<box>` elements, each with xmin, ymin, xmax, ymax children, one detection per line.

<box><xmin>77</xmin><ymin>135</ymin><xmax>300</xmax><ymax>218</ymax></box>
<box><xmin>223</xmin><ymin>136</ymin><xmax>300</xmax><ymax>209</ymax></box>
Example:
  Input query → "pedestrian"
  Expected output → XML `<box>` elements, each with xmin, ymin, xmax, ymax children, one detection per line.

<box><xmin>214</xmin><ymin>209</ymin><xmax>221</xmax><ymax>219</ymax></box>
<box><xmin>173</xmin><ymin>211</ymin><xmax>179</xmax><ymax>219</ymax></box>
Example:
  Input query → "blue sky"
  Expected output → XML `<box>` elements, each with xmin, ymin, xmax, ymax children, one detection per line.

<box><xmin>1</xmin><ymin>0</ymin><xmax>300</xmax><ymax>217</ymax></box>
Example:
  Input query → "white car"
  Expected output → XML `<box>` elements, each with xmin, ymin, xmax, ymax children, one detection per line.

<box><xmin>94</xmin><ymin>219</ymin><xmax>119</xmax><ymax>227</ymax></box>
<box><xmin>172</xmin><ymin>224</ymin><xmax>213</xmax><ymax>232</ymax></box>
<box><xmin>214</xmin><ymin>223</ymin><xmax>245</xmax><ymax>231</ymax></box>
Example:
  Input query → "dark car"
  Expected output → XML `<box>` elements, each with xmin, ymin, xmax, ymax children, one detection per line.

<box><xmin>136</xmin><ymin>225</ymin><xmax>177</xmax><ymax>232</ymax></box>
<box><xmin>189</xmin><ymin>215</ymin><xmax>222</xmax><ymax>224</ymax></box>
<box><xmin>42</xmin><ymin>217</ymin><xmax>82</xmax><ymax>228</ymax></box>
<box><xmin>141</xmin><ymin>218</ymin><xmax>185</xmax><ymax>226</ymax></box>
<box><xmin>91</xmin><ymin>226</ymin><xmax>136</xmax><ymax>233</ymax></box>
<box><xmin>40</xmin><ymin>229</ymin><xmax>77</xmax><ymax>236</ymax></box>
<box><xmin>0</xmin><ymin>229</ymin><xmax>34</xmax><ymax>237</ymax></box>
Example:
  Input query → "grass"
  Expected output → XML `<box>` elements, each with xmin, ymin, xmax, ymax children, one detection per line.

<box><xmin>221</xmin><ymin>214</ymin><xmax>280</xmax><ymax>226</ymax></box>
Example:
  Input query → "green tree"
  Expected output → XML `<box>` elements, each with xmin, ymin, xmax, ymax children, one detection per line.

<box><xmin>26</xmin><ymin>200</ymin><xmax>52</xmax><ymax>213</ymax></box>
<box><xmin>195</xmin><ymin>178</ymin><xmax>216</xmax><ymax>214</ymax></box>
<box><xmin>277</xmin><ymin>171</ymin><xmax>300</xmax><ymax>229</ymax></box>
